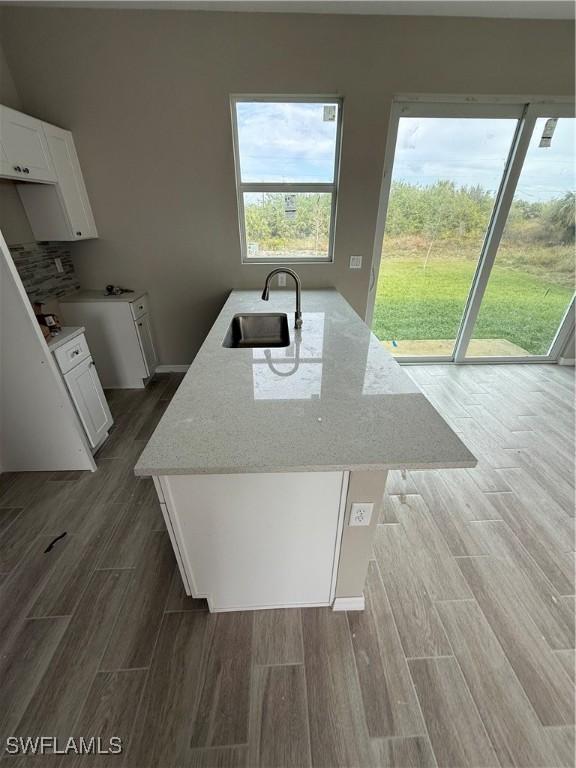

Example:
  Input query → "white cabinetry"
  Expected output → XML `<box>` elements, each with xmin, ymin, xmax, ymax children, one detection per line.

<box><xmin>159</xmin><ymin>472</ymin><xmax>346</xmax><ymax>611</ymax></box>
<box><xmin>65</xmin><ymin>356</ymin><xmax>113</xmax><ymax>448</ymax></box>
<box><xmin>0</xmin><ymin>104</ymin><xmax>98</xmax><ymax>241</ymax></box>
<box><xmin>1</xmin><ymin>238</ymin><xmax>95</xmax><ymax>473</ymax></box>
<box><xmin>60</xmin><ymin>292</ymin><xmax>157</xmax><ymax>389</ymax></box>
<box><xmin>135</xmin><ymin>312</ymin><xmax>159</xmax><ymax>377</ymax></box>
<box><xmin>18</xmin><ymin>123</ymin><xmax>98</xmax><ymax>241</ymax></box>
<box><xmin>51</xmin><ymin>330</ymin><xmax>113</xmax><ymax>450</ymax></box>
<box><xmin>0</xmin><ymin>106</ymin><xmax>56</xmax><ymax>183</ymax></box>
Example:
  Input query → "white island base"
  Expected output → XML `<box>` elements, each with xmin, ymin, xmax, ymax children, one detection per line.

<box><xmin>153</xmin><ymin>470</ymin><xmax>387</xmax><ymax>613</ymax></box>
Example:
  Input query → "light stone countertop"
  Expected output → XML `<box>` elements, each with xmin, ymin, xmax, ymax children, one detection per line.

<box><xmin>60</xmin><ymin>289</ymin><xmax>146</xmax><ymax>303</ymax></box>
<box><xmin>134</xmin><ymin>289</ymin><xmax>476</xmax><ymax>476</ymax></box>
<box><xmin>46</xmin><ymin>326</ymin><xmax>86</xmax><ymax>352</ymax></box>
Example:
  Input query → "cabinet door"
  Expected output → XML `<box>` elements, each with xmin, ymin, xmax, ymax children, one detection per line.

<box><xmin>65</xmin><ymin>357</ymin><xmax>113</xmax><ymax>448</ymax></box>
<box><xmin>135</xmin><ymin>313</ymin><xmax>158</xmax><ymax>377</ymax></box>
<box><xmin>42</xmin><ymin>123</ymin><xmax>98</xmax><ymax>239</ymax></box>
<box><xmin>0</xmin><ymin>106</ymin><xmax>56</xmax><ymax>182</ymax></box>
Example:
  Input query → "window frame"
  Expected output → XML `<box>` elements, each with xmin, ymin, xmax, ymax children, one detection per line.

<box><xmin>230</xmin><ymin>95</ymin><xmax>343</xmax><ymax>264</ymax></box>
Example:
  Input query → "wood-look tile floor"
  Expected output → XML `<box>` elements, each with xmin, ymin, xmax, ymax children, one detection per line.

<box><xmin>0</xmin><ymin>365</ymin><xmax>574</xmax><ymax>767</ymax></box>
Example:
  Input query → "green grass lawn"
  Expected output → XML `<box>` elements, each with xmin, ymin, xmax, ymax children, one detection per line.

<box><xmin>372</xmin><ymin>258</ymin><xmax>574</xmax><ymax>355</ymax></box>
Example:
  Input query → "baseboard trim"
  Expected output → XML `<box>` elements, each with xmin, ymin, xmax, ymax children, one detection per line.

<box><xmin>332</xmin><ymin>595</ymin><xmax>365</xmax><ymax>611</ymax></box>
<box><xmin>155</xmin><ymin>365</ymin><xmax>191</xmax><ymax>373</ymax></box>
<box><xmin>558</xmin><ymin>358</ymin><xmax>575</xmax><ymax>367</ymax></box>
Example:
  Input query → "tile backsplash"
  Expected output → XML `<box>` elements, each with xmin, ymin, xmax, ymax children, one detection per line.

<box><xmin>10</xmin><ymin>242</ymin><xmax>79</xmax><ymax>304</ymax></box>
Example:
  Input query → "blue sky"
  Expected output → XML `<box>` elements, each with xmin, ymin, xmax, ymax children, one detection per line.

<box><xmin>236</xmin><ymin>102</ymin><xmax>574</xmax><ymax>203</ymax></box>
<box><xmin>394</xmin><ymin>116</ymin><xmax>575</xmax><ymax>202</ymax></box>
<box><xmin>236</xmin><ymin>101</ymin><xmax>338</xmax><ymax>183</ymax></box>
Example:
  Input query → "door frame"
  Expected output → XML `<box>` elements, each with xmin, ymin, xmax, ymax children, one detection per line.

<box><xmin>367</xmin><ymin>96</ymin><xmax>575</xmax><ymax>364</ymax></box>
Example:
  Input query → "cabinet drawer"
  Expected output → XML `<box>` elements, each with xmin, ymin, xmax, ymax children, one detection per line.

<box><xmin>130</xmin><ymin>294</ymin><xmax>149</xmax><ymax>320</ymax></box>
<box><xmin>54</xmin><ymin>333</ymin><xmax>90</xmax><ymax>374</ymax></box>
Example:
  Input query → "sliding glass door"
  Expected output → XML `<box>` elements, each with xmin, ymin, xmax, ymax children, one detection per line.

<box><xmin>373</xmin><ymin>110</ymin><xmax>519</xmax><ymax>358</ymax></box>
<box><xmin>369</xmin><ymin>101</ymin><xmax>575</xmax><ymax>363</ymax></box>
<box><xmin>466</xmin><ymin>116</ymin><xmax>575</xmax><ymax>358</ymax></box>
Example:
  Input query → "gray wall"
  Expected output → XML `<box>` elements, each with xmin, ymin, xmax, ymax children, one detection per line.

<box><xmin>0</xmin><ymin>39</ymin><xmax>35</xmax><ymax>246</ymax></box>
<box><xmin>1</xmin><ymin>8</ymin><xmax>573</xmax><ymax>363</ymax></box>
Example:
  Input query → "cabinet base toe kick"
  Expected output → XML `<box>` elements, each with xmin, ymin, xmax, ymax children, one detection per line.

<box><xmin>153</xmin><ymin>469</ymin><xmax>387</xmax><ymax>613</ymax></box>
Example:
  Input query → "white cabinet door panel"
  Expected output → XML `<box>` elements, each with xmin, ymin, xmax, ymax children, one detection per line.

<box><xmin>135</xmin><ymin>313</ymin><xmax>158</xmax><ymax>377</ymax></box>
<box><xmin>65</xmin><ymin>357</ymin><xmax>113</xmax><ymax>448</ymax></box>
<box><xmin>17</xmin><ymin>122</ymin><xmax>98</xmax><ymax>242</ymax></box>
<box><xmin>0</xmin><ymin>106</ymin><xmax>56</xmax><ymax>182</ymax></box>
<box><xmin>42</xmin><ymin>123</ymin><xmax>97</xmax><ymax>239</ymax></box>
<box><xmin>161</xmin><ymin>472</ymin><xmax>345</xmax><ymax>611</ymax></box>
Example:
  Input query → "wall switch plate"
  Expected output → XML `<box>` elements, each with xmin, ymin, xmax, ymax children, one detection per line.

<box><xmin>349</xmin><ymin>502</ymin><xmax>373</xmax><ymax>526</ymax></box>
<box><xmin>54</xmin><ymin>257</ymin><xmax>64</xmax><ymax>274</ymax></box>
<box><xmin>349</xmin><ymin>255</ymin><xmax>362</xmax><ymax>269</ymax></box>
<box><xmin>278</xmin><ymin>273</ymin><xmax>287</xmax><ymax>287</ymax></box>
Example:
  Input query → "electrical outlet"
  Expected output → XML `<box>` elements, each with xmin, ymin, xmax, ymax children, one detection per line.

<box><xmin>278</xmin><ymin>273</ymin><xmax>287</xmax><ymax>287</ymax></box>
<box><xmin>54</xmin><ymin>257</ymin><xmax>64</xmax><ymax>274</ymax></box>
<box><xmin>349</xmin><ymin>255</ymin><xmax>362</xmax><ymax>269</ymax></box>
<box><xmin>349</xmin><ymin>502</ymin><xmax>373</xmax><ymax>527</ymax></box>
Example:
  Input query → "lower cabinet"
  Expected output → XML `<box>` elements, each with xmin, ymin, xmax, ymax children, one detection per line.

<box><xmin>135</xmin><ymin>313</ymin><xmax>159</xmax><ymax>377</ymax></box>
<box><xmin>64</xmin><ymin>356</ymin><xmax>113</xmax><ymax>448</ymax></box>
<box><xmin>50</xmin><ymin>330</ymin><xmax>113</xmax><ymax>450</ymax></box>
<box><xmin>60</xmin><ymin>292</ymin><xmax>157</xmax><ymax>389</ymax></box>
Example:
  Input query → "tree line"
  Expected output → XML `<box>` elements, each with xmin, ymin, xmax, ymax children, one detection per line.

<box><xmin>243</xmin><ymin>183</ymin><xmax>575</xmax><ymax>250</ymax></box>
<box><xmin>385</xmin><ymin>181</ymin><xmax>575</xmax><ymax>245</ymax></box>
<box><xmin>245</xmin><ymin>193</ymin><xmax>331</xmax><ymax>251</ymax></box>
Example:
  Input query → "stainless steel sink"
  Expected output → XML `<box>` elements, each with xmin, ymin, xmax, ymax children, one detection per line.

<box><xmin>222</xmin><ymin>313</ymin><xmax>290</xmax><ymax>349</ymax></box>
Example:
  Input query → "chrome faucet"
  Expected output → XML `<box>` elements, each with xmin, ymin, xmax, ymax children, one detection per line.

<box><xmin>261</xmin><ymin>268</ymin><xmax>303</xmax><ymax>329</ymax></box>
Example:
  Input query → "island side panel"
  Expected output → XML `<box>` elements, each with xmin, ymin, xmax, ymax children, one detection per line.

<box><xmin>333</xmin><ymin>470</ymin><xmax>388</xmax><ymax>610</ymax></box>
<box><xmin>154</xmin><ymin>476</ymin><xmax>193</xmax><ymax>595</ymax></box>
<box><xmin>158</xmin><ymin>471</ymin><xmax>347</xmax><ymax>612</ymax></box>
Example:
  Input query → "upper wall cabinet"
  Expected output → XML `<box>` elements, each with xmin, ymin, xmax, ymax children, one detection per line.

<box><xmin>0</xmin><ymin>105</ymin><xmax>98</xmax><ymax>241</ymax></box>
<box><xmin>0</xmin><ymin>106</ymin><xmax>57</xmax><ymax>183</ymax></box>
<box><xmin>18</xmin><ymin>123</ymin><xmax>98</xmax><ymax>241</ymax></box>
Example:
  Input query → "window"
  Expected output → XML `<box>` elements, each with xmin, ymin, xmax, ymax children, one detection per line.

<box><xmin>231</xmin><ymin>97</ymin><xmax>342</xmax><ymax>263</ymax></box>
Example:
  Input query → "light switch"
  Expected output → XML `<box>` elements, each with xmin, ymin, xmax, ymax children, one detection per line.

<box><xmin>349</xmin><ymin>255</ymin><xmax>362</xmax><ymax>269</ymax></box>
<box><xmin>349</xmin><ymin>502</ymin><xmax>373</xmax><ymax>526</ymax></box>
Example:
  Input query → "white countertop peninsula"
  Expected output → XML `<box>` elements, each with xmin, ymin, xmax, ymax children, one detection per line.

<box><xmin>135</xmin><ymin>289</ymin><xmax>476</xmax><ymax>613</ymax></box>
<box><xmin>135</xmin><ymin>290</ymin><xmax>474</xmax><ymax>476</ymax></box>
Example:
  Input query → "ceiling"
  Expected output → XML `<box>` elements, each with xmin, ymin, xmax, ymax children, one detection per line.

<box><xmin>0</xmin><ymin>1</ymin><xmax>573</xmax><ymax>20</ymax></box>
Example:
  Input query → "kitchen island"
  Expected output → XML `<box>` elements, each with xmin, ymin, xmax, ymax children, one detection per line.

<box><xmin>135</xmin><ymin>289</ymin><xmax>475</xmax><ymax>612</ymax></box>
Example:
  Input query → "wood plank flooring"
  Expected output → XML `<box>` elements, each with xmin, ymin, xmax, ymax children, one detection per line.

<box><xmin>0</xmin><ymin>365</ymin><xmax>573</xmax><ymax>767</ymax></box>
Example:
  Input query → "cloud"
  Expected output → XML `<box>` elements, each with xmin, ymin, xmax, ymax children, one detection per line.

<box><xmin>394</xmin><ymin>116</ymin><xmax>574</xmax><ymax>202</ymax></box>
<box><xmin>235</xmin><ymin>105</ymin><xmax>573</xmax><ymax>201</ymax></box>
<box><xmin>236</xmin><ymin>101</ymin><xmax>338</xmax><ymax>182</ymax></box>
